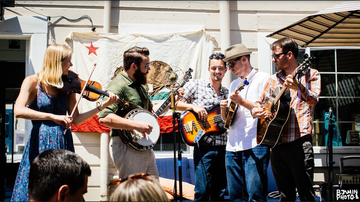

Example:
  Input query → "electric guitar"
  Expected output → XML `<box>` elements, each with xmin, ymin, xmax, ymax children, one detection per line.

<box><xmin>224</xmin><ymin>79</ymin><xmax>249</xmax><ymax>129</ymax></box>
<box><xmin>256</xmin><ymin>56</ymin><xmax>312</xmax><ymax>148</ymax></box>
<box><xmin>179</xmin><ymin>104</ymin><xmax>226</xmax><ymax>146</ymax></box>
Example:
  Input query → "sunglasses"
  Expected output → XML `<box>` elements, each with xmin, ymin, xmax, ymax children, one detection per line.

<box><xmin>226</xmin><ymin>56</ymin><xmax>242</xmax><ymax>68</ymax></box>
<box><xmin>271</xmin><ymin>52</ymin><xmax>288</xmax><ymax>59</ymax></box>
<box><xmin>209</xmin><ymin>53</ymin><xmax>225</xmax><ymax>59</ymax></box>
<box><xmin>108</xmin><ymin>173</ymin><xmax>151</xmax><ymax>186</ymax></box>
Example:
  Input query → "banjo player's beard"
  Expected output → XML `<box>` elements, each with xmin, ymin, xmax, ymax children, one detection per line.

<box><xmin>134</xmin><ymin>67</ymin><xmax>148</xmax><ymax>85</ymax></box>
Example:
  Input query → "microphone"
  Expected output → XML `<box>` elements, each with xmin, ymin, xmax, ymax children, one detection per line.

<box><xmin>167</xmin><ymin>71</ymin><xmax>178</xmax><ymax>84</ymax></box>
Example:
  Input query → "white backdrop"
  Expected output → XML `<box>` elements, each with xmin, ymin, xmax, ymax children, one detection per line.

<box><xmin>65</xmin><ymin>30</ymin><xmax>217</xmax><ymax>113</ymax></box>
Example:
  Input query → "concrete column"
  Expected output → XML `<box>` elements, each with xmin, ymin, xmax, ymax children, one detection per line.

<box><xmin>219</xmin><ymin>1</ymin><xmax>232</xmax><ymax>87</ymax></box>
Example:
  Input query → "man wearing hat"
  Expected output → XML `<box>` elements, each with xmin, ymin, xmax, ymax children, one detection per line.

<box><xmin>220</xmin><ymin>44</ymin><xmax>270</xmax><ymax>201</ymax></box>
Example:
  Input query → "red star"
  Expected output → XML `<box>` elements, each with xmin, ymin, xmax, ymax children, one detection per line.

<box><xmin>85</xmin><ymin>42</ymin><xmax>99</xmax><ymax>56</ymax></box>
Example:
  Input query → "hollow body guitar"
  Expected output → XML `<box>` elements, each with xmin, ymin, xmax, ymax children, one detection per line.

<box><xmin>179</xmin><ymin>104</ymin><xmax>226</xmax><ymax>146</ymax></box>
<box><xmin>257</xmin><ymin>57</ymin><xmax>312</xmax><ymax>148</ymax></box>
<box><xmin>116</xmin><ymin>68</ymin><xmax>193</xmax><ymax>151</ymax></box>
<box><xmin>224</xmin><ymin>79</ymin><xmax>249</xmax><ymax>129</ymax></box>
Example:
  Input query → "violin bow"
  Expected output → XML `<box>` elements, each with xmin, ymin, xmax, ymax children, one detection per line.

<box><xmin>64</xmin><ymin>63</ymin><xmax>97</xmax><ymax>134</ymax></box>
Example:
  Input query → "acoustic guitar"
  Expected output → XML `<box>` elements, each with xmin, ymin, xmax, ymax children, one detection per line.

<box><xmin>179</xmin><ymin>104</ymin><xmax>226</xmax><ymax>146</ymax></box>
<box><xmin>256</xmin><ymin>56</ymin><xmax>312</xmax><ymax>148</ymax></box>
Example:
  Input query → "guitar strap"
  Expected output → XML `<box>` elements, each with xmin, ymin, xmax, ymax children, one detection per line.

<box><xmin>221</xmin><ymin>86</ymin><xmax>227</xmax><ymax>99</ymax></box>
<box><xmin>243</xmin><ymin>69</ymin><xmax>257</xmax><ymax>99</ymax></box>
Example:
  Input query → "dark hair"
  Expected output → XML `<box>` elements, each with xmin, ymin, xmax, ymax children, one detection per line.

<box><xmin>270</xmin><ymin>37</ymin><xmax>299</xmax><ymax>59</ymax></box>
<box><xmin>208</xmin><ymin>52</ymin><xmax>226</xmax><ymax>66</ymax></box>
<box><xmin>28</xmin><ymin>149</ymin><xmax>92</xmax><ymax>201</ymax></box>
<box><xmin>123</xmin><ymin>46</ymin><xmax>150</xmax><ymax>71</ymax></box>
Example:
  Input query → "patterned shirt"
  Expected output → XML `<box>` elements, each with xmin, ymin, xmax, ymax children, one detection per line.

<box><xmin>255</xmin><ymin>68</ymin><xmax>321</xmax><ymax>144</ymax></box>
<box><xmin>180</xmin><ymin>79</ymin><xmax>229</xmax><ymax>145</ymax></box>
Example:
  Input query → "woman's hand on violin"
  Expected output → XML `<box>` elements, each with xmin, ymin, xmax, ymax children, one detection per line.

<box><xmin>52</xmin><ymin>115</ymin><xmax>73</xmax><ymax>129</ymax></box>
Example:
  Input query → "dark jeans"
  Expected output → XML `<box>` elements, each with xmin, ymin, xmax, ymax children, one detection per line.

<box><xmin>194</xmin><ymin>145</ymin><xmax>227</xmax><ymax>201</ymax></box>
<box><xmin>225</xmin><ymin>145</ymin><xmax>270</xmax><ymax>201</ymax></box>
<box><xmin>271</xmin><ymin>135</ymin><xmax>316</xmax><ymax>201</ymax></box>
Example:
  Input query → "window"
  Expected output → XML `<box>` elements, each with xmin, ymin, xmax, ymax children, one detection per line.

<box><xmin>311</xmin><ymin>48</ymin><xmax>360</xmax><ymax>147</ymax></box>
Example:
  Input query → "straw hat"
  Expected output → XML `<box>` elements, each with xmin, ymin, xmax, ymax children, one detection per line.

<box><xmin>224</xmin><ymin>44</ymin><xmax>252</xmax><ymax>62</ymax></box>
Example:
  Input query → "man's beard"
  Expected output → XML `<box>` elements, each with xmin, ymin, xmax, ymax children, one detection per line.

<box><xmin>134</xmin><ymin>67</ymin><xmax>147</xmax><ymax>85</ymax></box>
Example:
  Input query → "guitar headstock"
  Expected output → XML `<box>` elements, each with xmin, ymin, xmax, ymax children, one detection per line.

<box><xmin>183</xmin><ymin>68</ymin><xmax>193</xmax><ymax>83</ymax></box>
<box><xmin>235</xmin><ymin>78</ymin><xmax>249</xmax><ymax>92</ymax></box>
<box><xmin>296</xmin><ymin>54</ymin><xmax>314</xmax><ymax>75</ymax></box>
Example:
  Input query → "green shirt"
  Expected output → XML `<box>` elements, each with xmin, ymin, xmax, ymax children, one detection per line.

<box><xmin>98</xmin><ymin>71</ymin><xmax>153</xmax><ymax>136</ymax></box>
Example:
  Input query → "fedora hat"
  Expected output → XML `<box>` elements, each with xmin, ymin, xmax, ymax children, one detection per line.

<box><xmin>224</xmin><ymin>44</ymin><xmax>252</xmax><ymax>62</ymax></box>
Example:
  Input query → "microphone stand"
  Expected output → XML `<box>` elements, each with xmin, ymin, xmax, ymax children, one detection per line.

<box><xmin>327</xmin><ymin>107</ymin><xmax>335</xmax><ymax>201</ymax></box>
<box><xmin>170</xmin><ymin>90</ymin><xmax>183</xmax><ymax>201</ymax></box>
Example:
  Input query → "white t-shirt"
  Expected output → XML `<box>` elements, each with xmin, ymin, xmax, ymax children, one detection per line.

<box><xmin>226</xmin><ymin>68</ymin><xmax>270</xmax><ymax>152</ymax></box>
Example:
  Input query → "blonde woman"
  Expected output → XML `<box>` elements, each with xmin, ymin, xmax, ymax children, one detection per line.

<box><xmin>110</xmin><ymin>174</ymin><xmax>169</xmax><ymax>201</ymax></box>
<box><xmin>11</xmin><ymin>44</ymin><xmax>117</xmax><ymax>201</ymax></box>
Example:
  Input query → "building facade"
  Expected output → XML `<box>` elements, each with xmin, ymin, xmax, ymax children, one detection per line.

<box><xmin>1</xmin><ymin>1</ymin><xmax>359</xmax><ymax>200</ymax></box>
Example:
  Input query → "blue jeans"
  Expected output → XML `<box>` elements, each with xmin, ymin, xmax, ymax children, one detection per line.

<box><xmin>194</xmin><ymin>145</ymin><xmax>227</xmax><ymax>201</ymax></box>
<box><xmin>225</xmin><ymin>145</ymin><xmax>270</xmax><ymax>201</ymax></box>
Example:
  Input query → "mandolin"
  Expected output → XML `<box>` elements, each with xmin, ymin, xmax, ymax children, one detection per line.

<box><xmin>224</xmin><ymin>79</ymin><xmax>249</xmax><ymax>129</ymax></box>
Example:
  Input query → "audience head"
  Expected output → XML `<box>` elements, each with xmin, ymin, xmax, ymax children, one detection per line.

<box><xmin>28</xmin><ymin>149</ymin><xmax>91</xmax><ymax>201</ymax></box>
<box><xmin>109</xmin><ymin>173</ymin><xmax>169</xmax><ymax>202</ymax></box>
<box><xmin>39</xmin><ymin>44</ymin><xmax>73</xmax><ymax>88</ymax></box>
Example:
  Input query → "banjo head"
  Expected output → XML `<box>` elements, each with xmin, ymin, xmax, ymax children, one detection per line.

<box><xmin>126</xmin><ymin>109</ymin><xmax>160</xmax><ymax>149</ymax></box>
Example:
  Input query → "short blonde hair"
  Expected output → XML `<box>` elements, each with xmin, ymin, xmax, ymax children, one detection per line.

<box><xmin>109</xmin><ymin>174</ymin><xmax>169</xmax><ymax>202</ymax></box>
<box><xmin>38</xmin><ymin>44</ymin><xmax>72</xmax><ymax>88</ymax></box>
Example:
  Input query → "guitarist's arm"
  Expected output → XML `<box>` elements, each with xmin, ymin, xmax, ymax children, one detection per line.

<box><xmin>284</xmin><ymin>70</ymin><xmax>321</xmax><ymax>105</ymax></box>
<box><xmin>220</xmin><ymin>100</ymin><xmax>228</xmax><ymax>120</ymax></box>
<box><xmin>229</xmin><ymin>92</ymin><xmax>254</xmax><ymax>110</ymax></box>
<box><xmin>176</xmin><ymin>101</ymin><xmax>208</xmax><ymax>121</ymax></box>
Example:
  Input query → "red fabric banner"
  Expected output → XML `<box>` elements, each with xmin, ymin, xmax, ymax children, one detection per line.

<box><xmin>71</xmin><ymin>115</ymin><xmax>178</xmax><ymax>133</ymax></box>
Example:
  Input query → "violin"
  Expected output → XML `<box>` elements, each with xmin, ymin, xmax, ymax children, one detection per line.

<box><xmin>61</xmin><ymin>70</ymin><xmax>128</xmax><ymax>108</ymax></box>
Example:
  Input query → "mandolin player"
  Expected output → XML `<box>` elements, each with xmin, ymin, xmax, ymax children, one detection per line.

<box><xmin>219</xmin><ymin>43</ymin><xmax>270</xmax><ymax>201</ymax></box>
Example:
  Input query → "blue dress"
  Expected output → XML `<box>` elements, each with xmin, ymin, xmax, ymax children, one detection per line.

<box><xmin>11</xmin><ymin>83</ymin><xmax>74</xmax><ymax>201</ymax></box>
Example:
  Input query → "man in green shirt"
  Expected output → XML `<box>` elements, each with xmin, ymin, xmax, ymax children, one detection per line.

<box><xmin>99</xmin><ymin>46</ymin><xmax>160</xmax><ymax>179</ymax></box>
<box><xmin>99</xmin><ymin>46</ymin><xmax>183</xmax><ymax>179</ymax></box>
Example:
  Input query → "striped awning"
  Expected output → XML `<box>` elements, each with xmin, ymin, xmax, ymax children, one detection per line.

<box><xmin>267</xmin><ymin>1</ymin><xmax>360</xmax><ymax>47</ymax></box>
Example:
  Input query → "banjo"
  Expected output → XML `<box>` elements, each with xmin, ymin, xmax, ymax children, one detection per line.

<box><xmin>119</xmin><ymin>68</ymin><xmax>193</xmax><ymax>151</ymax></box>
